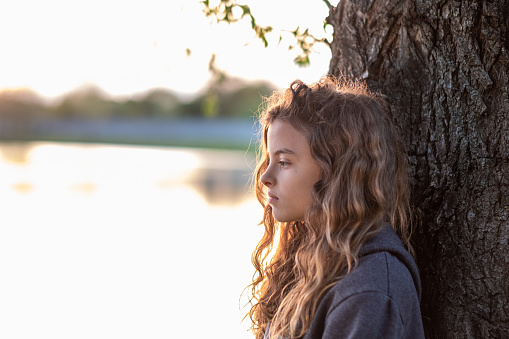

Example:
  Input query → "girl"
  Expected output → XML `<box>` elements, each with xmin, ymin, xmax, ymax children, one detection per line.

<box><xmin>247</xmin><ymin>77</ymin><xmax>425</xmax><ymax>339</ymax></box>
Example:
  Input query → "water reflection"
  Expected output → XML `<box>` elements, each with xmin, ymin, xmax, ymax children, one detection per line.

<box><xmin>0</xmin><ymin>142</ymin><xmax>262</xmax><ymax>339</ymax></box>
<box><xmin>0</xmin><ymin>142</ymin><xmax>256</xmax><ymax>204</ymax></box>
<box><xmin>0</xmin><ymin>142</ymin><xmax>32</xmax><ymax>163</ymax></box>
<box><xmin>188</xmin><ymin>168</ymin><xmax>254</xmax><ymax>205</ymax></box>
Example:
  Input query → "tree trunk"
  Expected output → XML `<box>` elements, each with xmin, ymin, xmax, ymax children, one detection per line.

<box><xmin>327</xmin><ymin>0</ymin><xmax>509</xmax><ymax>337</ymax></box>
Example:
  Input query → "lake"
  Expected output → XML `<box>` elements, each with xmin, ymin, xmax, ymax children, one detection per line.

<box><xmin>0</xmin><ymin>142</ymin><xmax>263</xmax><ymax>339</ymax></box>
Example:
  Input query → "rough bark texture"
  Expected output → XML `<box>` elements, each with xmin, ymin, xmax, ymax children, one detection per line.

<box><xmin>327</xmin><ymin>0</ymin><xmax>509</xmax><ymax>337</ymax></box>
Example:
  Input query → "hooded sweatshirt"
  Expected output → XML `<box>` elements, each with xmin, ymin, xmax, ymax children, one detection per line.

<box><xmin>265</xmin><ymin>225</ymin><xmax>425</xmax><ymax>339</ymax></box>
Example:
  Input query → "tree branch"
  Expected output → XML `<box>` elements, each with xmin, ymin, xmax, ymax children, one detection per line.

<box><xmin>322</xmin><ymin>0</ymin><xmax>333</xmax><ymax>10</ymax></box>
<box><xmin>201</xmin><ymin>0</ymin><xmax>331</xmax><ymax>66</ymax></box>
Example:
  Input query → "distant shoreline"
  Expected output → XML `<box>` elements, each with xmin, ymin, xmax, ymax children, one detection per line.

<box><xmin>0</xmin><ymin>117</ymin><xmax>260</xmax><ymax>152</ymax></box>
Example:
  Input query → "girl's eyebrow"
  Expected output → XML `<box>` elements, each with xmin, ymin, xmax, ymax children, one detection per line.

<box><xmin>274</xmin><ymin>148</ymin><xmax>296</xmax><ymax>156</ymax></box>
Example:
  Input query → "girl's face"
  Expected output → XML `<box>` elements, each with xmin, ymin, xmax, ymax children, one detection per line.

<box><xmin>260</xmin><ymin>119</ymin><xmax>322</xmax><ymax>222</ymax></box>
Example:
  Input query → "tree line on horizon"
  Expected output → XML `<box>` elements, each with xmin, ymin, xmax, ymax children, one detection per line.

<box><xmin>0</xmin><ymin>78</ymin><xmax>276</xmax><ymax>122</ymax></box>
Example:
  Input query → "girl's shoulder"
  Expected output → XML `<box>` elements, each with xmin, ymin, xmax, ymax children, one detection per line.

<box><xmin>326</xmin><ymin>225</ymin><xmax>421</xmax><ymax>307</ymax></box>
<box><xmin>325</xmin><ymin>250</ymin><xmax>417</xmax><ymax>309</ymax></box>
<box><xmin>304</xmin><ymin>257</ymin><xmax>425</xmax><ymax>339</ymax></box>
<box><xmin>301</xmin><ymin>226</ymin><xmax>425</xmax><ymax>339</ymax></box>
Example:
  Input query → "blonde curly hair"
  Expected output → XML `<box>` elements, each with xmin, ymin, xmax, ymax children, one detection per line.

<box><xmin>247</xmin><ymin>76</ymin><xmax>412</xmax><ymax>339</ymax></box>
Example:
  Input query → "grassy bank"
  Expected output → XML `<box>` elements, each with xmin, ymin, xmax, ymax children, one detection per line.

<box><xmin>1</xmin><ymin>134</ymin><xmax>258</xmax><ymax>153</ymax></box>
<box><xmin>0</xmin><ymin>117</ymin><xmax>260</xmax><ymax>153</ymax></box>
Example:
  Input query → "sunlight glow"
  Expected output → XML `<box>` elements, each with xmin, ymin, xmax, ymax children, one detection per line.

<box><xmin>0</xmin><ymin>0</ymin><xmax>333</xmax><ymax>100</ymax></box>
<box><xmin>0</xmin><ymin>142</ymin><xmax>262</xmax><ymax>339</ymax></box>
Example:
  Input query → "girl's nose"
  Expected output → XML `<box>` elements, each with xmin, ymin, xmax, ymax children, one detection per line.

<box><xmin>260</xmin><ymin>168</ymin><xmax>273</xmax><ymax>187</ymax></box>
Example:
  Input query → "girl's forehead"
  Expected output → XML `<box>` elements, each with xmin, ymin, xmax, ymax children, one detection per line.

<box><xmin>266</xmin><ymin>120</ymin><xmax>310</xmax><ymax>155</ymax></box>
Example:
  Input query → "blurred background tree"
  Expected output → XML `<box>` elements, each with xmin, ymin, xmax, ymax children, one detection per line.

<box><xmin>50</xmin><ymin>86</ymin><xmax>117</xmax><ymax>119</ymax></box>
<box><xmin>0</xmin><ymin>78</ymin><xmax>274</xmax><ymax>121</ymax></box>
<box><xmin>0</xmin><ymin>89</ymin><xmax>45</xmax><ymax>138</ymax></box>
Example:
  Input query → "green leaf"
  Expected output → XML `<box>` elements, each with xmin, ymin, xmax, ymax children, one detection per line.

<box><xmin>240</xmin><ymin>4</ymin><xmax>251</xmax><ymax>18</ymax></box>
<box><xmin>258</xmin><ymin>30</ymin><xmax>268</xmax><ymax>47</ymax></box>
<box><xmin>250</xmin><ymin>15</ymin><xmax>257</xmax><ymax>29</ymax></box>
<box><xmin>294</xmin><ymin>54</ymin><xmax>310</xmax><ymax>67</ymax></box>
<box><xmin>224</xmin><ymin>4</ymin><xmax>233</xmax><ymax>22</ymax></box>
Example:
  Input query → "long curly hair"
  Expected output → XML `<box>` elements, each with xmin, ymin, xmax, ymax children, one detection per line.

<box><xmin>247</xmin><ymin>76</ymin><xmax>412</xmax><ymax>339</ymax></box>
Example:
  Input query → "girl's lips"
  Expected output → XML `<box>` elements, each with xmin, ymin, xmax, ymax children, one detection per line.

<box><xmin>268</xmin><ymin>193</ymin><xmax>279</xmax><ymax>204</ymax></box>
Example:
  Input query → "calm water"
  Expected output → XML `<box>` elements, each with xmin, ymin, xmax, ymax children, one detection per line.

<box><xmin>0</xmin><ymin>142</ymin><xmax>263</xmax><ymax>339</ymax></box>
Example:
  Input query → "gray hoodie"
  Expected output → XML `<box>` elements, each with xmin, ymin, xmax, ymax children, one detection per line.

<box><xmin>265</xmin><ymin>225</ymin><xmax>425</xmax><ymax>339</ymax></box>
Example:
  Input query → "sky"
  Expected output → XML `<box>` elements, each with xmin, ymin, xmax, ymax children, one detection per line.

<box><xmin>0</xmin><ymin>0</ymin><xmax>334</xmax><ymax>101</ymax></box>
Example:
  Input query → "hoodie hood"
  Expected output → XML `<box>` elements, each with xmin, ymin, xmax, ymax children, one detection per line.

<box><xmin>359</xmin><ymin>224</ymin><xmax>422</xmax><ymax>301</ymax></box>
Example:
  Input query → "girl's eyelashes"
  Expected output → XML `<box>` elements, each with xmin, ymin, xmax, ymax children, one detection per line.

<box><xmin>266</xmin><ymin>155</ymin><xmax>291</xmax><ymax>167</ymax></box>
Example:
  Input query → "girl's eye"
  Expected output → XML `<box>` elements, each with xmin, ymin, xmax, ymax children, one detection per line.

<box><xmin>279</xmin><ymin>161</ymin><xmax>290</xmax><ymax>167</ymax></box>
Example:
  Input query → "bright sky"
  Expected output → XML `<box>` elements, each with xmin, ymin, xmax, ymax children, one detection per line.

<box><xmin>0</xmin><ymin>0</ymin><xmax>334</xmax><ymax>101</ymax></box>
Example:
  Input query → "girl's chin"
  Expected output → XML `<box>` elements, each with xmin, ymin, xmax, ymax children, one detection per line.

<box><xmin>272</xmin><ymin>211</ymin><xmax>302</xmax><ymax>223</ymax></box>
<box><xmin>271</xmin><ymin>211</ymin><xmax>287</xmax><ymax>223</ymax></box>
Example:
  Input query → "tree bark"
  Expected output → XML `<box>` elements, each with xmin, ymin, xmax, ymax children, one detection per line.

<box><xmin>327</xmin><ymin>0</ymin><xmax>509</xmax><ymax>337</ymax></box>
